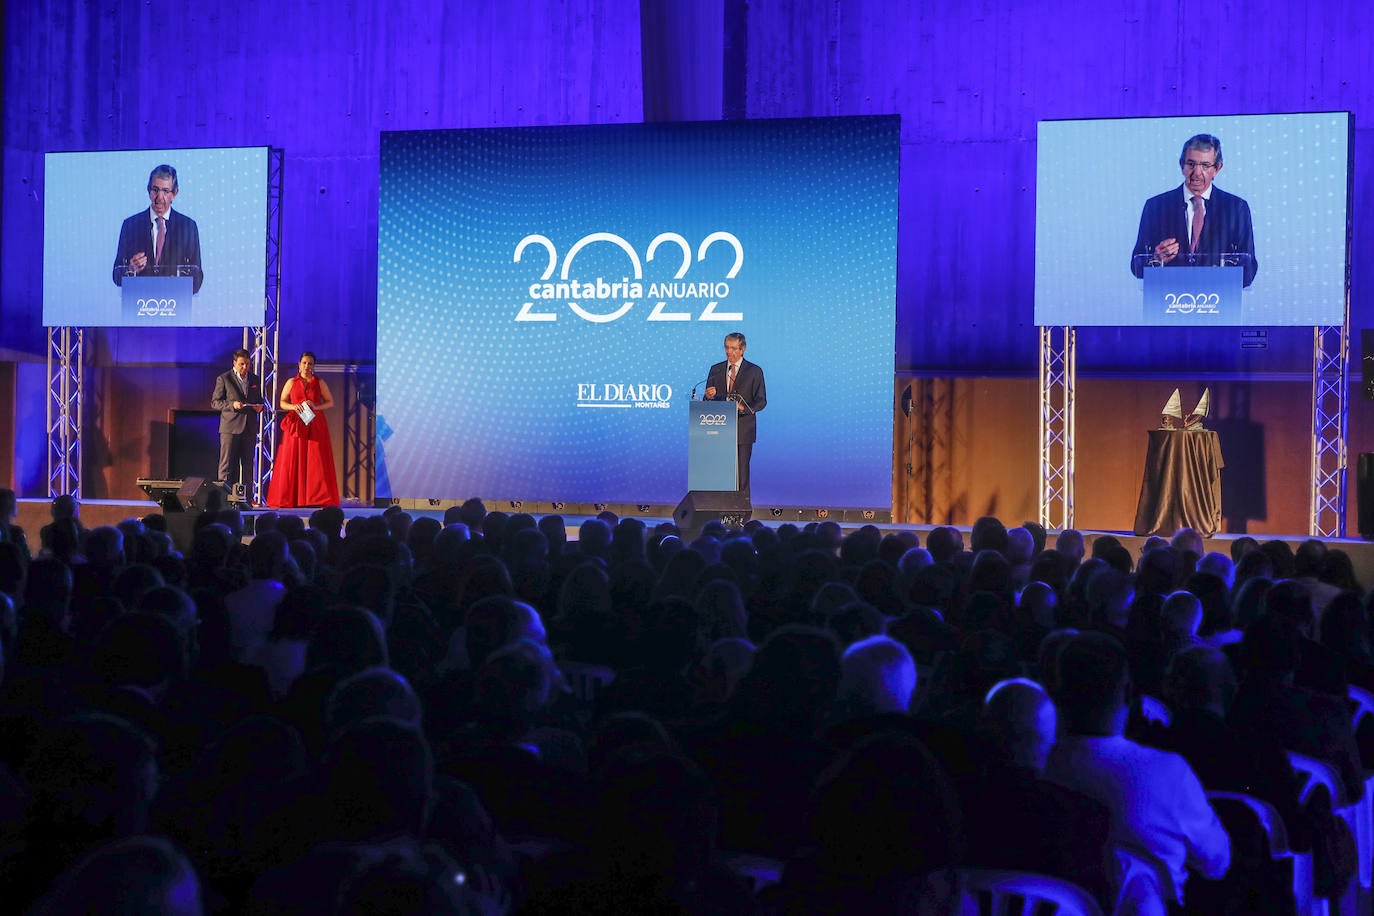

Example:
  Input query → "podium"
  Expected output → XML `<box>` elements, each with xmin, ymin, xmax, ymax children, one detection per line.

<box><xmin>120</xmin><ymin>274</ymin><xmax>195</xmax><ymax>324</ymax></box>
<box><xmin>1132</xmin><ymin>253</ymin><xmax>1253</xmax><ymax>326</ymax></box>
<box><xmin>679</xmin><ymin>399</ymin><xmax>750</xmax><ymax>534</ymax></box>
<box><xmin>688</xmin><ymin>399</ymin><xmax>737</xmax><ymax>491</ymax></box>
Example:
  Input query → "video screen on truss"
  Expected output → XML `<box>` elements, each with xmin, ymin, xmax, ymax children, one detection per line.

<box><xmin>1034</xmin><ymin>112</ymin><xmax>1351</xmax><ymax>326</ymax></box>
<box><xmin>376</xmin><ymin>117</ymin><xmax>899</xmax><ymax>507</ymax></box>
<box><xmin>43</xmin><ymin>146</ymin><xmax>270</xmax><ymax>327</ymax></box>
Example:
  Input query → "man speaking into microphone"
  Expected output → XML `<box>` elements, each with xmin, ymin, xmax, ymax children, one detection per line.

<box><xmin>703</xmin><ymin>332</ymin><xmax>767</xmax><ymax>501</ymax></box>
<box><xmin>1130</xmin><ymin>133</ymin><xmax>1257</xmax><ymax>288</ymax></box>
<box><xmin>112</xmin><ymin>164</ymin><xmax>204</xmax><ymax>293</ymax></box>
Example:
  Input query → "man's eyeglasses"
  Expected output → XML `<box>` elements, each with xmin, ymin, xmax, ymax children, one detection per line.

<box><xmin>147</xmin><ymin>186</ymin><xmax>176</xmax><ymax>196</ymax></box>
<box><xmin>1182</xmin><ymin>160</ymin><xmax>1217</xmax><ymax>172</ymax></box>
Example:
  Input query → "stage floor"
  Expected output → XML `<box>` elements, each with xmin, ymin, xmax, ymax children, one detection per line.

<box><xmin>16</xmin><ymin>498</ymin><xmax>1374</xmax><ymax>588</ymax></box>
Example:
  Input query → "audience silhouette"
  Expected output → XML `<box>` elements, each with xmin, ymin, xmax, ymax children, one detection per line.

<box><xmin>1</xmin><ymin>501</ymin><xmax>1371</xmax><ymax>913</ymax></box>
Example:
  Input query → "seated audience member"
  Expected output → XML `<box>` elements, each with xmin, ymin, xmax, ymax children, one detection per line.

<box><xmin>1318</xmin><ymin>550</ymin><xmax>1361</xmax><ymax>596</ymax></box>
<box><xmin>223</xmin><ymin>531</ymin><xmax>290</xmax><ymax>663</ymax></box>
<box><xmin>1229</xmin><ymin>613</ymin><xmax>1365</xmax><ymax>803</ymax></box>
<box><xmin>1321</xmin><ymin>591</ymin><xmax>1374</xmax><ymax>693</ymax></box>
<box><xmin>1185</xmin><ymin>572</ymin><xmax>1238</xmax><ymax>648</ymax></box>
<box><xmin>1263</xmin><ymin>579</ymin><xmax>1346</xmax><ymax>697</ymax></box>
<box><xmin>1003</xmin><ymin>526</ymin><xmax>1035</xmax><ymax>589</ymax></box>
<box><xmin>31</xmin><ymin>836</ymin><xmax>203</xmax><ymax>916</ymax></box>
<box><xmin>522</xmin><ymin>751</ymin><xmax>753</xmax><ymax>914</ymax></box>
<box><xmin>830</xmin><ymin>635</ymin><xmax>917</xmax><ymax>724</ymax></box>
<box><xmin>16</xmin><ymin>555</ymin><xmax>77</xmax><ymax>671</ymax></box>
<box><xmin>1293</xmin><ymin>539</ymin><xmax>1343</xmax><ymax>624</ymax></box>
<box><xmin>248</xmin><ymin>719</ymin><xmax>489</xmax><ymax>915</ymax></box>
<box><xmin>773</xmin><ymin>731</ymin><xmax>965</xmax><ymax>915</ymax></box>
<box><xmin>961</xmin><ymin>679</ymin><xmax>1112</xmax><ymax>908</ymax></box>
<box><xmin>6</xmin><ymin>713</ymin><xmax>161</xmax><ymax>911</ymax></box>
<box><xmin>1232</xmin><ymin>549</ymin><xmax>1273</xmax><ymax>593</ymax></box>
<box><xmin>0</xmin><ymin>489</ymin><xmax>30</xmax><ymax>565</ymax></box>
<box><xmin>1258</xmin><ymin>540</ymin><xmax>1296</xmax><ymax>580</ymax></box>
<box><xmin>438</xmin><ymin>639</ymin><xmax>592</xmax><ymax>843</ymax></box>
<box><xmin>969</xmin><ymin>516</ymin><xmax>1008</xmax><ymax>555</ymax></box>
<box><xmin>1044</xmin><ymin>631</ymin><xmax>1229</xmax><ymax>904</ymax></box>
<box><xmin>1171</xmin><ymin>527</ymin><xmax>1205</xmax><ymax>562</ymax></box>
<box><xmin>1054</xmin><ymin>528</ymin><xmax>1085</xmax><ymax>566</ymax></box>
<box><xmin>683</xmin><ymin>625</ymin><xmax>841</xmax><ymax>857</ymax></box>
<box><xmin>1196</xmin><ymin>552</ymin><xmax>1236</xmax><ymax>590</ymax></box>
<box><xmin>1159</xmin><ymin>590</ymin><xmax>1205</xmax><ymax>662</ymax></box>
<box><xmin>925</xmin><ymin>526</ymin><xmax>963</xmax><ymax>565</ymax></box>
<box><xmin>1011</xmin><ymin>581</ymin><xmax>1057</xmax><ymax>662</ymax></box>
<box><xmin>1153</xmin><ymin>645</ymin><xmax>1354</xmax><ymax>899</ymax></box>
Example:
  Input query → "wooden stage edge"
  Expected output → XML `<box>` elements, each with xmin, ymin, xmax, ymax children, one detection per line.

<box><xmin>17</xmin><ymin>498</ymin><xmax>1374</xmax><ymax>590</ymax></box>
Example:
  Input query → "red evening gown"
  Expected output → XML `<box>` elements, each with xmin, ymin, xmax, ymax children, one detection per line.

<box><xmin>267</xmin><ymin>374</ymin><xmax>340</xmax><ymax>507</ymax></box>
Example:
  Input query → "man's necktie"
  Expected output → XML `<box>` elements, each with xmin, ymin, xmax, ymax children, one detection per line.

<box><xmin>1189</xmin><ymin>196</ymin><xmax>1205</xmax><ymax>254</ymax></box>
<box><xmin>155</xmin><ymin>216</ymin><xmax>166</xmax><ymax>266</ymax></box>
<box><xmin>727</xmin><ymin>363</ymin><xmax>737</xmax><ymax>394</ymax></box>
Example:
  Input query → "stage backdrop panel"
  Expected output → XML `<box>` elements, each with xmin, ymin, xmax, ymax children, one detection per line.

<box><xmin>377</xmin><ymin>117</ymin><xmax>899</xmax><ymax>508</ymax></box>
<box><xmin>43</xmin><ymin>147</ymin><xmax>269</xmax><ymax>327</ymax></box>
<box><xmin>1035</xmin><ymin>112</ymin><xmax>1351</xmax><ymax>327</ymax></box>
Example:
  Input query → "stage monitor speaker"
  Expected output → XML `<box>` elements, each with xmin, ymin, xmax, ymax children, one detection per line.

<box><xmin>138</xmin><ymin>476</ymin><xmax>229</xmax><ymax>513</ymax></box>
<box><xmin>176</xmin><ymin>476</ymin><xmax>233</xmax><ymax>512</ymax></box>
<box><xmin>1358</xmin><ymin>453</ymin><xmax>1374</xmax><ymax>539</ymax></box>
<box><xmin>673</xmin><ymin>490</ymin><xmax>751</xmax><ymax>535</ymax></box>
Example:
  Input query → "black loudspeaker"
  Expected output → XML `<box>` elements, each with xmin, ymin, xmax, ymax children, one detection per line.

<box><xmin>175</xmin><ymin>477</ymin><xmax>229</xmax><ymax>512</ymax></box>
<box><xmin>673</xmin><ymin>490</ymin><xmax>752</xmax><ymax>534</ymax></box>
<box><xmin>1358</xmin><ymin>453</ymin><xmax>1374</xmax><ymax>540</ymax></box>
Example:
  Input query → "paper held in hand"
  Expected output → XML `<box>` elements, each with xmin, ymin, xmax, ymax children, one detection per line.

<box><xmin>298</xmin><ymin>402</ymin><xmax>316</xmax><ymax>426</ymax></box>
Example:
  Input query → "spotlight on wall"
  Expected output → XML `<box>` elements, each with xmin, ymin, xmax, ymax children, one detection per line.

<box><xmin>509</xmin><ymin>501</ymin><xmax>523</xmax><ymax>511</ymax></box>
<box><xmin>816</xmin><ymin>509</ymin><xmax>829</xmax><ymax>519</ymax></box>
<box><xmin>427</xmin><ymin>498</ymin><xmax>442</xmax><ymax>507</ymax></box>
<box><xmin>770</xmin><ymin>508</ymin><xmax>783</xmax><ymax>518</ymax></box>
<box><xmin>862</xmin><ymin>509</ymin><xmax>875</xmax><ymax>521</ymax></box>
<box><xmin>636</xmin><ymin>504</ymin><xmax>650</xmax><ymax>513</ymax></box>
<box><xmin>594</xmin><ymin>503</ymin><xmax>608</xmax><ymax>512</ymax></box>
<box><xmin>552</xmin><ymin>501</ymin><xmax>566</xmax><ymax>511</ymax></box>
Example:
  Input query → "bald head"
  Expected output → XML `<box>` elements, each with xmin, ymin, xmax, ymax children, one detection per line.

<box><xmin>980</xmin><ymin>679</ymin><xmax>1056</xmax><ymax>772</ymax></box>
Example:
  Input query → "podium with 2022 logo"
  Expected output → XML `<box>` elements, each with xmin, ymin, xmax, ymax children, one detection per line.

<box><xmin>676</xmin><ymin>399</ymin><xmax>749</xmax><ymax>534</ymax></box>
<box><xmin>1133</xmin><ymin>253</ymin><xmax>1253</xmax><ymax>326</ymax></box>
<box><xmin>688</xmin><ymin>399</ymin><xmax>738</xmax><ymax>491</ymax></box>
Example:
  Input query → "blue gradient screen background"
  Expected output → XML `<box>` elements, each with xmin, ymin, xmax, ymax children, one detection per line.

<box><xmin>43</xmin><ymin>147</ymin><xmax>270</xmax><ymax>327</ymax></box>
<box><xmin>377</xmin><ymin>117</ymin><xmax>899</xmax><ymax>506</ymax></box>
<box><xmin>1035</xmin><ymin>112</ymin><xmax>1350</xmax><ymax>326</ymax></box>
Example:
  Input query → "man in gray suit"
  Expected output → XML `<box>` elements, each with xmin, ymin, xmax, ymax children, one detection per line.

<box><xmin>211</xmin><ymin>348</ymin><xmax>264</xmax><ymax>503</ymax></box>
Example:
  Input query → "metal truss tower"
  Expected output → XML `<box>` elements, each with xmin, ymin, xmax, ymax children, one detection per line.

<box><xmin>1038</xmin><ymin>326</ymin><xmax>1075</xmax><ymax>531</ymax></box>
<box><xmin>248</xmin><ymin>148</ymin><xmax>285</xmax><ymax>505</ymax></box>
<box><xmin>1310</xmin><ymin>320</ymin><xmax>1349</xmax><ymax>537</ymax></box>
<box><xmin>46</xmin><ymin>327</ymin><xmax>83</xmax><ymax>496</ymax></box>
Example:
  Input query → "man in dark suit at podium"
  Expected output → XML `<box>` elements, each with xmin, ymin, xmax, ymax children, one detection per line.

<box><xmin>1130</xmin><ymin>133</ymin><xmax>1257</xmax><ymax>288</ymax></box>
<box><xmin>703</xmin><ymin>332</ymin><xmax>767</xmax><ymax>501</ymax></box>
<box><xmin>211</xmin><ymin>348</ymin><xmax>264</xmax><ymax>504</ymax></box>
<box><xmin>112</xmin><ymin>164</ymin><xmax>204</xmax><ymax>293</ymax></box>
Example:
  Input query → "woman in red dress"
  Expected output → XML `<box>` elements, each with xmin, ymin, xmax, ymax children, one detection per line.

<box><xmin>267</xmin><ymin>351</ymin><xmax>340</xmax><ymax>508</ymax></box>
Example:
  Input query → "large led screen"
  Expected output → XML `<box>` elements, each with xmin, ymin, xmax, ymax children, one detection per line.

<box><xmin>1035</xmin><ymin>112</ymin><xmax>1351</xmax><ymax>326</ymax></box>
<box><xmin>43</xmin><ymin>146</ymin><xmax>270</xmax><ymax>327</ymax></box>
<box><xmin>377</xmin><ymin>117</ymin><xmax>899</xmax><ymax>507</ymax></box>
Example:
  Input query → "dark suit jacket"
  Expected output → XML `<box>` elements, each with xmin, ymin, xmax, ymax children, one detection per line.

<box><xmin>1229</xmin><ymin>677</ymin><xmax>1364</xmax><ymax>804</ymax></box>
<box><xmin>112</xmin><ymin>208</ymin><xmax>204</xmax><ymax>293</ymax></box>
<box><xmin>958</xmin><ymin>765</ymin><xmax>1114</xmax><ymax>910</ymax></box>
<box><xmin>211</xmin><ymin>370</ymin><xmax>264</xmax><ymax>434</ymax></box>
<box><xmin>705</xmin><ymin>358</ymin><xmax>766</xmax><ymax>443</ymax></box>
<box><xmin>1131</xmin><ymin>184</ymin><xmax>1258</xmax><ymax>287</ymax></box>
